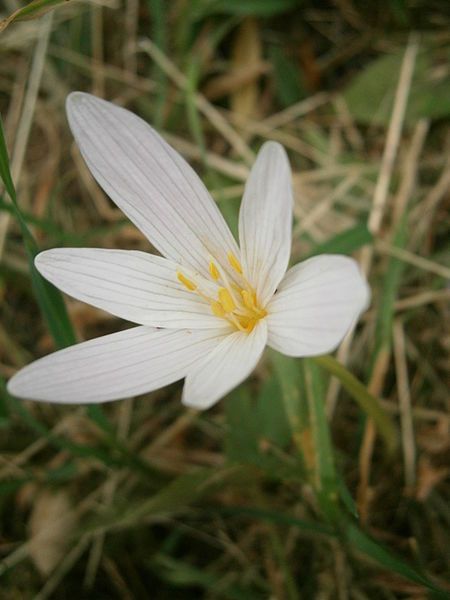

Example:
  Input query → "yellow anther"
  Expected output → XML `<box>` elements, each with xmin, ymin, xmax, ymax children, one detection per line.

<box><xmin>177</xmin><ymin>271</ymin><xmax>197</xmax><ymax>291</ymax></box>
<box><xmin>210</xmin><ymin>301</ymin><xmax>226</xmax><ymax>317</ymax></box>
<box><xmin>218</xmin><ymin>287</ymin><xmax>236</xmax><ymax>313</ymax></box>
<box><xmin>241</xmin><ymin>290</ymin><xmax>254</xmax><ymax>310</ymax></box>
<box><xmin>234</xmin><ymin>315</ymin><xmax>257</xmax><ymax>333</ymax></box>
<box><xmin>227</xmin><ymin>252</ymin><xmax>243</xmax><ymax>275</ymax></box>
<box><xmin>209</xmin><ymin>261</ymin><xmax>220</xmax><ymax>281</ymax></box>
<box><xmin>176</xmin><ymin>258</ymin><xmax>266</xmax><ymax>334</ymax></box>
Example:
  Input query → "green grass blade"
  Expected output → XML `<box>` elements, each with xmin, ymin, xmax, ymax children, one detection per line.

<box><xmin>0</xmin><ymin>127</ymin><xmax>16</xmax><ymax>199</ymax></box>
<box><xmin>344</xmin><ymin>522</ymin><xmax>448</xmax><ymax>596</ymax></box>
<box><xmin>0</xmin><ymin>0</ymin><xmax>67</xmax><ymax>32</ymax></box>
<box><xmin>214</xmin><ymin>505</ymin><xmax>336</xmax><ymax>536</ymax></box>
<box><xmin>272</xmin><ymin>352</ymin><xmax>342</xmax><ymax>522</ymax></box>
<box><xmin>374</xmin><ymin>217</ymin><xmax>408</xmax><ymax>358</ymax></box>
<box><xmin>152</xmin><ymin>554</ymin><xmax>265</xmax><ymax>599</ymax></box>
<box><xmin>0</xmin><ymin>117</ymin><xmax>76</xmax><ymax>348</ymax></box>
<box><xmin>29</xmin><ymin>263</ymin><xmax>77</xmax><ymax>348</ymax></box>
<box><xmin>6</xmin><ymin>392</ymin><xmax>161</xmax><ymax>480</ymax></box>
<box><xmin>302</xmin><ymin>358</ymin><xmax>340</xmax><ymax>519</ymax></box>
<box><xmin>0</xmin><ymin>375</ymin><xmax>10</xmax><ymax>426</ymax></box>
<box><xmin>88</xmin><ymin>467</ymin><xmax>240</xmax><ymax>534</ymax></box>
<box><xmin>313</xmin><ymin>355</ymin><xmax>398</xmax><ymax>455</ymax></box>
<box><xmin>270</xmin><ymin>350</ymin><xmax>309</xmax><ymax>460</ymax></box>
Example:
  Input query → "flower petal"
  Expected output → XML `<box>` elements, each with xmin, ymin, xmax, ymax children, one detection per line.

<box><xmin>36</xmin><ymin>248</ymin><xmax>227</xmax><ymax>329</ymax></box>
<box><xmin>238</xmin><ymin>142</ymin><xmax>293</xmax><ymax>305</ymax></box>
<box><xmin>66</xmin><ymin>92</ymin><xmax>239</xmax><ymax>278</ymax></box>
<box><xmin>7</xmin><ymin>327</ymin><xmax>227</xmax><ymax>404</ymax></box>
<box><xmin>182</xmin><ymin>320</ymin><xmax>268</xmax><ymax>410</ymax></box>
<box><xmin>267</xmin><ymin>255</ymin><xmax>370</xmax><ymax>356</ymax></box>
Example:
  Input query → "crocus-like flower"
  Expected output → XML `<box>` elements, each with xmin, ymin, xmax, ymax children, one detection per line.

<box><xmin>7</xmin><ymin>93</ymin><xmax>369</xmax><ymax>409</ymax></box>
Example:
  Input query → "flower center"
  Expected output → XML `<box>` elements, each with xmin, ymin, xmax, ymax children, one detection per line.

<box><xmin>177</xmin><ymin>252</ymin><xmax>267</xmax><ymax>333</ymax></box>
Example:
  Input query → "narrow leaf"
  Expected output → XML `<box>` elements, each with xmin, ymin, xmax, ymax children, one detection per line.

<box><xmin>313</xmin><ymin>355</ymin><xmax>398</xmax><ymax>455</ymax></box>
<box><xmin>345</xmin><ymin>522</ymin><xmax>447</xmax><ymax>596</ymax></box>
<box><xmin>306</xmin><ymin>224</ymin><xmax>372</xmax><ymax>258</ymax></box>
<box><xmin>0</xmin><ymin>0</ymin><xmax>69</xmax><ymax>32</ymax></box>
<box><xmin>302</xmin><ymin>359</ymin><xmax>339</xmax><ymax>513</ymax></box>
<box><xmin>0</xmin><ymin>375</ymin><xmax>10</xmax><ymax>426</ymax></box>
<box><xmin>0</xmin><ymin>117</ymin><xmax>76</xmax><ymax>348</ymax></box>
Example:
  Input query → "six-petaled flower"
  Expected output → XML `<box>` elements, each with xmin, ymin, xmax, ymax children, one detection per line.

<box><xmin>7</xmin><ymin>93</ymin><xmax>370</xmax><ymax>409</ymax></box>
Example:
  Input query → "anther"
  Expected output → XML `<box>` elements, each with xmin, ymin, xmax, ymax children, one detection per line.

<box><xmin>177</xmin><ymin>271</ymin><xmax>197</xmax><ymax>291</ymax></box>
<box><xmin>218</xmin><ymin>287</ymin><xmax>236</xmax><ymax>313</ymax></box>
<box><xmin>241</xmin><ymin>290</ymin><xmax>254</xmax><ymax>310</ymax></box>
<box><xmin>211</xmin><ymin>301</ymin><xmax>226</xmax><ymax>317</ymax></box>
<box><xmin>227</xmin><ymin>252</ymin><xmax>243</xmax><ymax>275</ymax></box>
<box><xmin>209</xmin><ymin>261</ymin><xmax>220</xmax><ymax>281</ymax></box>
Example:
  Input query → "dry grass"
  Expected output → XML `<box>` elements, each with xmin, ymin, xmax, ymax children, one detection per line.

<box><xmin>0</xmin><ymin>2</ymin><xmax>449</xmax><ymax>598</ymax></box>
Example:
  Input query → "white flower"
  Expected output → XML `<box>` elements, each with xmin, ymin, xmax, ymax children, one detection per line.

<box><xmin>7</xmin><ymin>93</ymin><xmax>370</xmax><ymax>410</ymax></box>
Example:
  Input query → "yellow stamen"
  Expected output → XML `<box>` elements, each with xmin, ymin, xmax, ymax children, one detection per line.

<box><xmin>218</xmin><ymin>287</ymin><xmax>236</xmax><ymax>313</ymax></box>
<box><xmin>210</xmin><ymin>301</ymin><xmax>226</xmax><ymax>317</ymax></box>
<box><xmin>177</xmin><ymin>271</ymin><xmax>197</xmax><ymax>291</ymax></box>
<box><xmin>227</xmin><ymin>251</ymin><xmax>243</xmax><ymax>275</ymax></box>
<box><xmin>176</xmin><ymin>256</ymin><xmax>267</xmax><ymax>335</ymax></box>
<box><xmin>241</xmin><ymin>290</ymin><xmax>254</xmax><ymax>310</ymax></box>
<box><xmin>227</xmin><ymin>313</ymin><xmax>248</xmax><ymax>332</ymax></box>
<box><xmin>209</xmin><ymin>261</ymin><xmax>220</xmax><ymax>281</ymax></box>
<box><xmin>242</xmin><ymin>318</ymin><xmax>257</xmax><ymax>333</ymax></box>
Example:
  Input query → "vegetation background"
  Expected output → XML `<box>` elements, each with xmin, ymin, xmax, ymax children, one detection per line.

<box><xmin>0</xmin><ymin>0</ymin><xmax>449</xmax><ymax>598</ymax></box>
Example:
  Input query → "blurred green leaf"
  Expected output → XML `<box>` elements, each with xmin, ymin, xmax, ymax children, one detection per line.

<box><xmin>313</xmin><ymin>355</ymin><xmax>398</xmax><ymax>455</ymax></box>
<box><xmin>271</xmin><ymin>352</ymin><xmax>342</xmax><ymax>522</ymax></box>
<box><xmin>306</xmin><ymin>223</ymin><xmax>373</xmax><ymax>258</ymax></box>
<box><xmin>90</xmin><ymin>467</ymin><xmax>243</xmax><ymax>533</ymax></box>
<box><xmin>343</xmin><ymin>47</ymin><xmax>450</xmax><ymax>126</ymax></box>
<box><xmin>152</xmin><ymin>554</ymin><xmax>266</xmax><ymax>599</ymax></box>
<box><xmin>216</xmin><ymin>505</ymin><xmax>335</xmax><ymax>536</ymax></box>
<box><xmin>225</xmin><ymin>388</ymin><xmax>261</xmax><ymax>465</ymax></box>
<box><xmin>185</xmin><ymin>56</ymin><xmax>208</xmax><ymax>166</ymax></box>
<box><xmin>28</xmin><ymin>266</ymin><xmax>77</xmax><ymax>348</ymax></box>
<box><xmin>219</xmin><ymin>506</ymin><xmax>445</xmax><ymax>594</ymax></box>
<box><xmin>0</xmin><ymin>375</ymin><xmax>10</xmax><ymax>427</ymax></box>
<box><xmin>337</xmin><ymin>477</ymin><xmax>358</xmax><ymax>519</ymax></box>
<box><xmin>0</xmin><ymin>117</ymin><xmax>76</xmax><ymax>349</ymax></box>
<box><xmin>7</xmin><ymin>393</ymin><xmax>161</xmax><ymax>480</ymax></box>
<box><xmin>0</xmin><ymin>134</ymin><xmax>16</xmax><ymax>200</ymax></box>
<box><xmin>256</xmin><ymin>377</ymin><xmax>291</xmax><ymax>448</ymax></box>
<box><xmin>0</xmin><ymin>0</ymin><xmax>69</xmax><ymax>32</ymax></box>
<box><xmin>344</xmin><ymin>522</ymin><xmax>447</xmax><ymax>596</ymax></box>
<box><xmin>0</xmin><ymin>195</ymin><xmax>132</xmax><ymax>246</ymax></box>
<box><xmin>302</xmin><ymin>359</ymin><xmax>339</xmax><ymax>518</ymax></box>
<box><xmin>270</xmin><ymin>351</ymin><xmax>308</xmax><ymax>459</ymax></box>
<box><xmin>225</xmin><ymin>386</ymin><xmax>295</xmax><ymax>476</ymax></box>
<box><xmin>269</xmin><ymin>46</ymin><xmax>306</xmax><ymax>107</ymax></box>
<box><xmin>193</xmin><ymin>0</ymin><xmax>299</xmax><ymax>18</ymax></box>
<box><xmin>374</xmin><ymin>217</ymin><xmax>408</xmax><ymax>357</ymax></box>
<box><xmin>0</xmin><ymin>479</ymin><xmax>29</xmax><ymax>495</ymax></box>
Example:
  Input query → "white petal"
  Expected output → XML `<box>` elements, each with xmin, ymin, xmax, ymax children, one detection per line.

<box><xmin>267</xmin><ymin>255</ymin><xmax>370</xmax><ymax>356</ymax></box>
<box><xmin>66</xmin><ymin>93</ymin><xmax>239</xmax><ymax>278</ymax></box>
<box><xmin>238</xmin><ymin>142</ymin><xmax>293</xmax><ymax>305</ymax></box>
<box><xmin>182</xmin><ymin>320</ymin><xmax>268</xmax><ymax>410</ymax></box>
<box><xmin>7</xmin><ymin>327</ymin><xmax>227</xmax><ymax>404</ymax></box>
<box><xmin>35</xmin><ymin>248</ymin><xmax>227</xmax><ymax>329</ymax></box>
